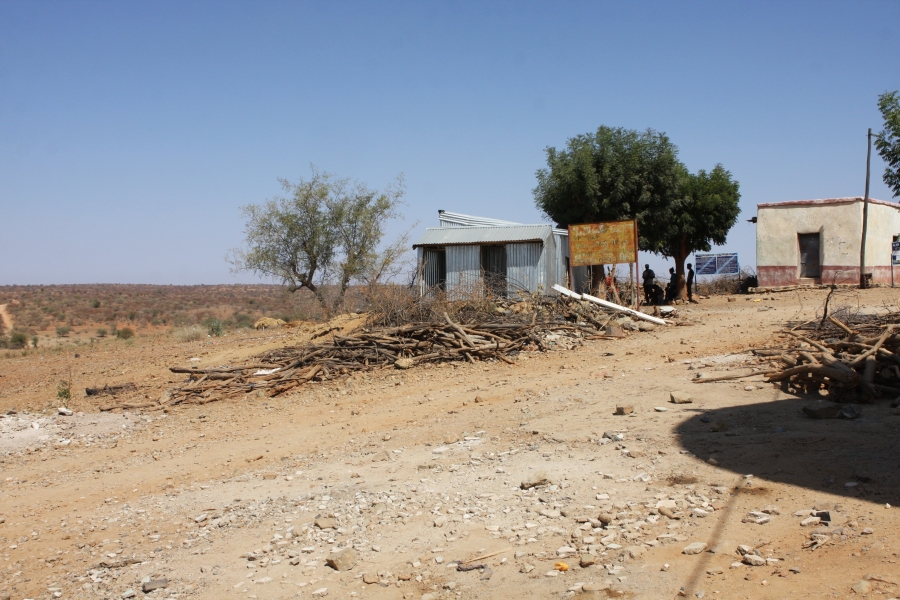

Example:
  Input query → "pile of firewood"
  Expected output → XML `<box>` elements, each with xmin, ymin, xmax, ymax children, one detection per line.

<box><xmin>756</xmin><ymin>312</ymin><xmax>900</xmax><ymax>403</ymax></box>
<box><xmin>154</xmin><ymin>298</ymin><xmax>633</xmax><ymax>408</ymax></box>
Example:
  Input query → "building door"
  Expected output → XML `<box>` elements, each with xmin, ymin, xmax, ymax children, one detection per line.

<box><xmin>423</xmin><ymin>248</ymin><xmax>447</xmax><ymax>291</ymax></box>
<box><xmin>481</xmin><ymin>245</ymin><xmax>507</xmax><ymax>297</ymax></box>
<box><xmin>798</xmin><ymin>233</ymin><xmax>821</xmax><ymax>278</ymax></box>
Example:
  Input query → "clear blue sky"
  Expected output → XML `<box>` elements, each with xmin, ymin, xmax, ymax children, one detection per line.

<box><xmin>1</xmin><ymin>1</ymin><xmax>898</xmax><ymax>285</ymax></box>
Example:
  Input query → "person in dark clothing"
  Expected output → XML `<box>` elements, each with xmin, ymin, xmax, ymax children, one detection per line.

<box><xmin>686</xmin><ymin>263</ymin><xmax>695</xmax><ymax>302</ymax></box>
<box><xmin>665</xmin><ymin>267</ymin><xmax>676</xmax><ymax>303</ymax></box>
<box><xmin>650</xmin><ymin>283</ymin><xmax>665</xmax><ymax>305</ymax></box>
<box><xmin>641</xmin><ymin>264</ymin><xmax>656</xmax><ymax>304</ymax></box>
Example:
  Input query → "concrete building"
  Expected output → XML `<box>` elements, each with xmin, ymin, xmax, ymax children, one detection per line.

<box><xmin>412</xmin><ymin>211</ymin><xmax>588</xmax><ymax>297</ymax></box>
<box><xmin>756</xmin><ymin>197</ymin><xmax>899</xmax><ymax>287</ymax></box>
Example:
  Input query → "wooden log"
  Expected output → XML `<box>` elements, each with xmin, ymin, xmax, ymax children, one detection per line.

<box><xmin>849</xmin><ymin>325</ymin><xmax>899</xmax><ymax>367</ymax></box>
<box><xmin>768</xmin><ymin>365</ymin><xmax>859</xmax><ymax>385</ymax></box>
<box><xmin>693</xmin><ymin>369</ymin><xmax>778</xmax><ymax>383</ymax></box>
<box><xmin>827</xmin><ymin>315</ymin><xmax>854</xmax><ymax>335</ymax></box>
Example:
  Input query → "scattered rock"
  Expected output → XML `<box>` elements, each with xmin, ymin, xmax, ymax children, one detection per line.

<box><xmin>326</xmin><ymin>548</ymin><xmax>357</xmax><ymax>571</ymax></box>
<box><xmin>682</xmin><ymin>542</ymin><xmax>707</xmax><ymax>555</ymax></box>
<box><xmin>670</xmin><ymin>391</ymin><xmax>692</xmax><ymax>404</ymax></box>
<box><xmin>58</xmin><ymin>407</ymin><xmax>73</xmax><ymax>416</ymax></box>
<box><xmin>742</xmin><ymin>554</ymin><xmax>766</xmax><ymax>567</ymax></box>
<box><xmin>521</xmin><ymin>472</ymin><xmax>549</xmax><ymax>489</ymax></box>
<box><xmin>605</xmin><ymin>325</ymin><xmax>626</xmax><ymax>338</ymax></box>
<box><xmin>142</xmin><ymin>579</ymin><xmax>168</xmax><ymax>593</ymax></box>
<box><xmin>315</xmin><ymin>517</ymin><xmax>337</xmax><ymax>530</ymax></box>
<box><xmin>851</xmin><ymin>580</ymin><xmax>871</xmax><ymax>594</ymax></box>
<box><xmin>394</xmin><ymin>358</ymin><xmax>415</xmax><ymax>369</ymax></box>
<box><xmin>363</xmin><ymin>573</ymin><xmax>379</xmax><ymax>584</ymax></box>
<box><xmin>615</xmin><ymin>405</ymin><xmax>634</xmax><ymax>415</ymax></box>
<box><xmin>579</xmin><ymin>555</ymin><xmax>596</xmax><ymax>568</ymax></box>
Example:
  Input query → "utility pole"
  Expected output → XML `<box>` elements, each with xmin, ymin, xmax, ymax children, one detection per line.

<box><xmin>860</xmin><ymin>128</ymin><xmax>873</xmax><ymax>289</ymax></box>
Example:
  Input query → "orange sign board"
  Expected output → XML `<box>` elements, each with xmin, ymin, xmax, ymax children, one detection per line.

<box><xmin>568</xmin><ymin>220</ymin><xmax>638</xmax><ymax>266</ymax></box>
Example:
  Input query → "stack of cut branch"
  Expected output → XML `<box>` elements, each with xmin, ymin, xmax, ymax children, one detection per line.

<box><xmin>758</xmin><ymin>314</ymin><xmax>900</xmax><ymax>403</ymax></box>
<box><xmin>154</xmin><ymin>297</ymin><xmax>634</xmax><ymax>408</ymax></box>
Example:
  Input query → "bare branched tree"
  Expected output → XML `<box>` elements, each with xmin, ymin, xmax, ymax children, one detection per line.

<box><xmin>228</xmin><ymin>166</ymin><xmax>411</xmax><ymax>311</ymax></box>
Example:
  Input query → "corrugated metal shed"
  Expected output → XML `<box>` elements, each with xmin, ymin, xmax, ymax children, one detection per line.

<box><xmin>413</xmin><ymin>225</ymin><xmax>554</xmax><ymax>248</ymax></box>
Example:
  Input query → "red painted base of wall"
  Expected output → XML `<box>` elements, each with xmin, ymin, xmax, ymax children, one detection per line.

<box><xmin>758</xmin><ymin>265</ymin><xmax>898</xmax><ymax>287</ymax></box>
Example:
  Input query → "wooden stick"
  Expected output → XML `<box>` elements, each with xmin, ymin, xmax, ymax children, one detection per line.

<box><xmin>827</xmin><ymin>315</ymin><xmax>854</xmax><ymax>335</ymax></box>
<box><xmin>849</xmin><ymin>325</ymin><xmax>898</xmax><ymax>367</ymax></box>
<box><xmin>461</xmin><ymin>547</ymin><xmax>513</xmax><ymax>564</ymax></box>
<box><xmin>783</xmin><ymin>330</ymin><xmax>833</xmax><ymax>354</ymax></box>
<box><xmin>693</xmin><ymin>369</ymin><xmax>778</xmax><ymax>383</ymax></box>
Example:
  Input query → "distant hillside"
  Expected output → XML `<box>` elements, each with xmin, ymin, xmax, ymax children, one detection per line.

<box><xmin>0</xmin><ymin>284</ymin><xmax>320</xmax><ymax>334</ymax></box>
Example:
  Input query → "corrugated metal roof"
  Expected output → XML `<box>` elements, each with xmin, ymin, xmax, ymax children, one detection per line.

<box><xmin>438</xmin><ymin>211</ymin><xmax>524</xmax><ymax>228</ymax></box>
<box><xmin>413</xmin><ymin>225</ymin><xmax>554</xmax><ymax>248</ymax></box>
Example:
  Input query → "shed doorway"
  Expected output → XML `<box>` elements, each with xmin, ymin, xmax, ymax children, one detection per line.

<box><xmin>481</xmin><ymin>245</ymin><xmax>507</xmax><ymax>297</ymax></box>
<box><xmin>423</xmin><ymin>248</ymin><xmax>446</xmax><ymax>291</ymax></box>
<box><xmin>798</xmin><ymin>233</ymin><xmax>821</xmax><ymax>278</ymax></box>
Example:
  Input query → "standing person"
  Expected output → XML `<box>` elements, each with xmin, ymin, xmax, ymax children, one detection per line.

<box><xmin>665</xmin><ymin>267</ymin><xmax>676</xmax><ymax>303</ymax></box>
<box><xmin>686</xmin><ymin>263</ymin><xmax>695</xmax><ymax>303</ymax></box>
<box><xmin>641</xmin><ymin>264</ymin><xmax>656</xmax><ymax>304</ymax></box>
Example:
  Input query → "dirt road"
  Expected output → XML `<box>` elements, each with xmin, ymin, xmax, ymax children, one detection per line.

<box><xmin>2</xmin><ymin>289</ymin><xmax>900</xmax><ymax>599</ymax></box>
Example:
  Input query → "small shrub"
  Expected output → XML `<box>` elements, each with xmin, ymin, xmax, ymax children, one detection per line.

<box><xmin>173</xmin><ymin>325</ymin><xmax>205</xmax><ymax>342</ymax></box>
<box><xmin>31</xmin><ymin>336</ymin><xmax>38</xmax><ymax>348</ymax></box>
<box><xmin>57</xmin><ymin>379</ymin><xmax>71</xmax><ymax>402</ymax></box>
<box><xmin>116</xmin><ymin>327</ymin><xmax>135</xmax><ymax>340</ymax></box>
<box><xmin>56</xmin><ymin>326</ymin><xmax>71</xmax><ymax>338</ymax></box>
<box><xmin>9</xmin><ymin>331</ymin><xmax>28</xmax><ymax>349</ymax></box>
<box><xmin>207</xmin><ymin>319</ymin><xmax>223</xmax><ymax>337</ymax></box>
<box><xmin>233</xmin><ymin>313</ymin><xmax>254</xmax><ymax>328</ymax></box>
<box><xmin>96</xmin><ymin>327</ymin><xmax>108</xmax><ymax>338</ymax></box>
<box><xmin>92</xmin><ymin>299</ymin><xmax>101</xmax><ymax>308</ymax></box>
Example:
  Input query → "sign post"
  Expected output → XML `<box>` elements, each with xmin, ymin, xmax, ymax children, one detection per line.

<box><xmin>694</xmin><ymin>253</ymin><xmax>740</xmax><ymax>293</ymax></box>
<box><xmin>568</xmin><ymin>220</ymin><xmax>639</xmax><ymax>307</ymax></box>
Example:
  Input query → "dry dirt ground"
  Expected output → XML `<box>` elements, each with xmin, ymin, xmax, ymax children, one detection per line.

<box><xmin>2</xmin><ymin>290</ymin><xmax>900</xmax><ymax>600</ymax></box>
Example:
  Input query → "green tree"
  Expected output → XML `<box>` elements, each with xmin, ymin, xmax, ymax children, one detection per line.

<box><xmin>875</xmin><ymin>90</ymin><xmax>900</xmax><ymax>198</ymax></box>
<box><xmin>229</xmin><ymin>167</ymin><xmax>410</xmax><ymax>311</ymax></box>
<box><xmin>533</xmin><ymin>126</ymin><xmax>683</xmax><ymax>292</ymax></box>
<box><xmin>534</xmin><ymin>126</ymin><xmax>740</xmax><ymax>300</ymax></box>
<box><xmin>647</xmin><ymin>165</ymin><xmax>741</xmax><ymax>300</ymax></box>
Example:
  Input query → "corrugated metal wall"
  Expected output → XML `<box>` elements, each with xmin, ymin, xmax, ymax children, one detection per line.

<box><xmin>552</xmin><ymin>231</ymin><xmax>589</xmax><ymax>292</ymax></box>
<box><xmin>446</xmin><ymin>245</ymin><xmax>482</xmax><ymax>299</ymax></box>
<box><xmin>506</xmin><ymin>242</ymin><xmax>546</xmax><ymax>295</ymax></box>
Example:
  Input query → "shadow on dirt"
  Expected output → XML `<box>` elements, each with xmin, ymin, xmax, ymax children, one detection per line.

<box><xmin>674</xmin><ymin>393</ymin><xmax>900</xmax><ymax>503</ymax></box>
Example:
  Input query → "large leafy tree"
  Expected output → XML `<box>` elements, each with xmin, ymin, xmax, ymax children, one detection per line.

<box><xmin>649</xmin><ymin>165</ymin><xmax>741</xmax><ymax>300</ymax></box>
<box><xmin>534</xmin><ymin>126</ymin><xmax>740</xmax><ymax>301</ymax></box>
<box><xmin>229</xmin><ymin>167</ymin><xmax>408</xmax><ymax>311</ymax></box>
<box><xmin>875</xmin><ymin>90</ymin><xmax>900</xmax><ymax>198</ymax></box>
<box><xmin>533</xmin><ymin>126</ymin><xmax>683</xmax><ymax>291</ymax></box>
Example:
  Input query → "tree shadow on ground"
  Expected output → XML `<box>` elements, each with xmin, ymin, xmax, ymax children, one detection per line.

<box><xmin>674</xmin><ymin>393</ymin><xmax>900</xmax><ymax>504</ymax></box>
